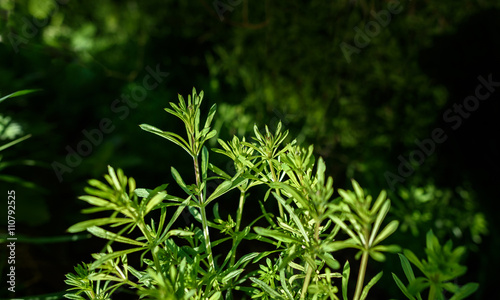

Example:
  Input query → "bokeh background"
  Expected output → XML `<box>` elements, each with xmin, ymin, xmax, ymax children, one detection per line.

<box><xmin>1</xmin><ymin>0</ymin><xmax>499</xmax><ymax>299</ymax></box>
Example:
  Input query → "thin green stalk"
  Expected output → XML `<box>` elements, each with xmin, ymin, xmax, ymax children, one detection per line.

<box><xmin>301</xmin><ymin>222</ymin><xmax>321</xmax><ymax>300</ymax></box>
<box><xmin>194</xmin><ymin>157</ymin><xmax>216</xmax><ymax>273</ymax></box>
<box><xmin>268</xmin><ymin>160</ymin><xmax>284</xmax><ymax>218</ymax></box>
<box><xmin>428</xmin><ymin>284</ymin><xmax>437</xmax><ymax>300</ymax></box>
<box><xmin>235</xmin><ymin>190</ymin><xmax>245</xmax><ymax>233</ymax></box>
<box><xmin>200</xmin><ymin>205</ymin><xmax>216</xmax><ymax>271</ymax></box>
<box><xmin>136</xmin><ymin>219</ymin><xmax>165</xmax><ymax>286</ymax></box>
<box><xmin>353</xmin><ymin>250</ymin><xmax>369</xmax><ymax>300</ymax></box>
<box><xmin>230</xmin><ymin>190</ymin><xmax>246</xmax><ymax>267</ymax></box>
<box><xmin>300</xmin><ymin>263</ymin><xmax>313</xmax><ymax>300</ymax></box>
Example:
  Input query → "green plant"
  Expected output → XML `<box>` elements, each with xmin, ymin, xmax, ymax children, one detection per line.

<box><xmin>64</xmin><ymin>88</ymin><xmax>472</xmax><ymax>300</ymax></box>
<box><xmin>392</xmin><ymin>230</ymin><xmax>478</xmax><ymax>300</ymax></box>
<box><xmin>0</xmin><ymin>89</ymin><xmax>41</xmax><ymax>186</ymax></box>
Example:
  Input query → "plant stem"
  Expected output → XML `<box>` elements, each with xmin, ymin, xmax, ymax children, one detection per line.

<box><xmin>235</xmin><ymin>190</ymin><xmax>245</xmax><ymax>233</ymax></box>
<box><xmin>193</xmin><ymin>157</ymin><xmax>216</xmax><ymax>273</ymax></box>
<box><xmin>268</xmin><ymin>160</ymin><xmax>284</xmax><ymax>218</ymax></box>
<box><xmin>353</xmin><ymin>250</ymin><xmax>369</xmax><ymax>300</ymax></box>
<box><xmin>301</xmin><ymin>222</ymin><xmax>321</xmax><ymax>300</ymax></box>
<box><xmin>200</xmin><ymin>204</ymin><xmax>216</xmax><ymax>271</ymax></box>
<box><xmin>428</xmin><ymin>284</ymin><xmax>437</xmax><ymax>300</ymax></box>
<box><xmin>300</xmin><ymin>263</ymin><xmax>313</xmax><ymax>300</ymax></box>
<box><xmin>136</xmin><ymin>220</ymin><xmax>166</xmax><ymax>288</ymax></box>
<box><xmin>230</xmin><ymin>190</ymin><xmax>246</xmax><ymax>267</ymax></box>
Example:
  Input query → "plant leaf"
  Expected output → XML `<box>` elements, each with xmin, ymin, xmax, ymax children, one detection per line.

<box><xmin>254</xmin><ymin>227</ymin><xmax>300</xmax><ymax>244</ymax></box>
<box><xmin>0</xmin><ymin>89</ymin><xmax>41</xmax><ymax>103</ymax></box>
<box><xmin>250</xmin><ymin>277</ymin><xmax>285</xmax><ymax>299</ymax></box>
<box><xmin>372</xmin><ymin>220</ymin><xmax>399</xmax><ymax>246</ymax></box>
<box><xmin>67</xmin><ymin>218</ymin><xmax>132</xmax><ymax>233</ymax></box>
<box><xmin>140</xmin><ymin>124</ymin><xmax>192</xmax><ymax>156</ymax></box>
<box><xmin>91</xmin><ymin>247</ymin><xmax>145</xmax><ymax>269</ymax></box>
<box><xmin>448</xmin><ymin>283</ymin><xmax>479</xmax><ymax>300</ymax></box>
<box><xmin>87</xmin><ymin>226</ymin><xmax>145</xmax><ymax>246</ymax></box>
<box><xmin>221</xmin><ymin>269</ymin><xmax>245</xmax><ymax>284</ymax></box>
<box><xmin>171</xmin><ymin>167</ymin><xmax>193</xmax><ymax>196</ymax></box>
<box><xmin>368</xmin><ymin>200</ymin><xmax>390</xmax><ymax>247</ymax></box>
<box><xmin>0</xmin><ymin>134</ymin><xmax>32</xmax><ymax>152</ymax></box>
<box><xmin>201</xmin><ymin>146</ymin><xmax>209</xmax><ymax>181</ymax></box>
<box><xmin>403</xmin><ymin>249</ymin><xmax>425</xmax><ymax>274</ymax></box>
<box><xmin>392</xmin><ymin>273</ymin><xmax>416</xmax><ymax>300</ymax></box>
<box><xmin>206</xmin><ymin>175</ymin><xmax>246</xmax><ymax>205</ymax></box>
<box><xmin>407</xmin><ymin>277</ymin><xmax>430</xmax><ymax>296</ymax></box>
<box><xmin>342</xmin><ymin>261</ymin><xmax>350</xmax><ymax>300</ymax></box>
<box><xmin>78</xmin><ymin>195</ymin><xmax>111</xmax><ymax>207</ymax></box>
<box><xmin>204</xmin><ymin>104</ymin><xmax>217</xmax><ymax>129</ymax></box>
<box><xmin>274</xmin><ymin>193</ymin><xmax>309</xmax><ymax>243</ymax></box>
<box><xmin>359</xmin><ymin>271</ymin><xmax>383</xmax><ymax>300</ymax></box>
<box><xmin>323</xmin><ymin>240</ymin><xmax>361</xmax><ymax>252</ymax></box>
<box><xmin>144</xmin><ymin>191</ymin><xmax>167</xmax><ymax>215</ymax></box>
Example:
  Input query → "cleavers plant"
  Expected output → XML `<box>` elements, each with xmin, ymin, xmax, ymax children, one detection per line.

<box><xmin>65</xmin><ymin>88</ymin><xmax>476</xmax><ymax>300</ymax></box>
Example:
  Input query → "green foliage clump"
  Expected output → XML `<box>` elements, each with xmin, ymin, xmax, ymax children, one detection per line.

<box><xmin>393</xmin><ymin>230</ymin><xmax>478</xmax><ymax>300</ymax></box>
<box><xmin>65</xmin><ymin>89</ymin><xmax>477</xmax><ymax>300</ymax></box>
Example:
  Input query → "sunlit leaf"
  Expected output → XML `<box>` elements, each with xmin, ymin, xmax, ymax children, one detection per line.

<box><xmin>372</xmin><ymin>220</ymin><xmax>399</xmax><ymax>246</ymax></box>
<box><xmin>171</xmin><ymin>167</ymin><xmax>192</xmax><ymax>196</ymax></box>
<box><xmin>87</xmin><ymin>226</ymin><xmax>145</xmax><ymax>246</ymax></box>
<box><xmin>254</xmin><ymin>227</ymin><xmax>300</xmax><ymax>244</ymax></box>
<box><xmin>144</xmin><ymin>191</ymin><xmax>167</xmax><ymax>215</ymax></box>
<box><xmin>359</xmin><ymin>271</ymin><xmax>383</xmax><ymax>300</ymax></box>
<box><xmin>0</xmin><ymin>89</ymin><xmax>41</xmax><ymax>104</ymax></box>
<box><xmin>250</xmin><ymin>277</ymin><xmax>285</xmax><ymax>299</ymax></box>
<box><xmin>91</xmin><ymin>247</ymin><xmax>144</xmax><ymax>270</ymax></box>
<box><xmin>67</xmin><ymin>218</ymin><xmax>132</xmax><ymax>233</ymax></box>
<box><xmin>342</xmin><ymin>261</ymin><xmax>350</xmax><ymax>300</ymax></box>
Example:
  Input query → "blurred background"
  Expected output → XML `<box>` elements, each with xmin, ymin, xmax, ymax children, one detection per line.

<box><xmin>0</xmin><ymin>0</ymin><xmax>499</xmax><ymax>299</ymax></box>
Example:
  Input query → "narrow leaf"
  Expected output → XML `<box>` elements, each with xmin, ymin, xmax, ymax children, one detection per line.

<box><xmin>87</xmin><ymin>226</ymin><xmax>145</xmax><ymax>246</ymax></box>
<box><xmin>208</xmin><ymin>291</ymin><xmax>221</xmax><ymax>300</ymax></box>
<box><xmin>78</xmin><ymin>195</ymin><xmax>111</xmax><ymax>207</ymax></box>
<box><xmin>398</xmin><ymin>254</ymin><xmax>416</xmax><ymax>283</ymax></box>
<box><xmin>0</xmin><ymin>89</ymin><xmax>41</xmax><ymax>103</ymax></box>
<box><xmin>158</xmin><ymin>197</ymin><xmax>191</xmax><ymax>244</ymax></box>
<box><xmin>449</xmin><ymin>283</ymin><xmax>479</xmax><ymax>300</ymax></box>
<box><xmin>368</xmin><ymin>200</ymin><xmax>390</xmax><ymax>247</ymax></box>
<box><xmin>91</xmin><ymin>247</ymin><xmax>144</xmax><ymax>269</ymax></box>
<box><xmin>201</xmin><ymin>146</ymin><xmax>209</xmax><ymax>181</ymax></box>
<box><xmin>67</xmin><ymin>218</ymin><xmax>132</xmax><ymax>233</ymax></box>
<box><xmin>206</xmin><ymin>175</ymin><xmax>246</xmax><ymax>204</ymax></box>
<box><xmin>254</xmin><ymin>227</ymin><xmax>300</xmax><ymax>244</ymax></box>
<box><xmin>403</xmin><ymin>250</ymin><xmax>425</xmax><ymax>274</ymax></box>
<box><xmin>204</xmin><ymin>103</ymin><xmax>217</xmax><ymax>129</ymax></box>
<box><xmin>372</xmin><ymin>220</ymin><xmax>399</xmax><ymax>246</ymax></box>
<box><xmin>145</xmin><ymin>191</ymin><xmax>167</xmax><ymax>215</ymax></box>
<box><xmin>274</xmin><ymin>193</ymin><xmax>309</xmax><ymax>243</ymax></box>
<box><xmin>351</xmin><ymin>179</ymin><xmax>364</xmax><ymax>200</ymax></box>
<box><xmin>250</xmin><ymin>277</ymin><xmax>284</xmax><ymax>299</ymax></box>
<box><xmin>342</xmin><ymin>261</ymin><xmax>350</xmax><ymax>300</ymax></box>
<box><xmin>0</xmin><ymin>134</ymin><xmax>32</xmax><ymax>151</ymax></box>
<box><xmin>359</xmin><ymin>271</ymin><xmax>383</xmax><ymax>300</ymax></box>
<box><xmin>392</xmin><ymin>273</ymin><xmax>416</xmax><ymax>300</ymax></box>
<box><xmin>221</xmin><ymin>269</ymin><xmax>245</xmax><ymax>284</ymax></box>
<box><xmin>171</xmin><ymin>167</ymin><xmax>192</xmax><ymax>196</ymax></box>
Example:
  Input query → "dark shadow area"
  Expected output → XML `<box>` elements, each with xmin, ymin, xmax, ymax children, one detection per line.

<box><xmin>419</xmin><ymin>8</ymin><xmax>500</xmax><ymax>298</ymax></box>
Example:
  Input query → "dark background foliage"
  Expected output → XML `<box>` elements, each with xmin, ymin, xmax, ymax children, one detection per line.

<box><xmin>0</xmin><ymin>0</ymin><xmax>498</xmax><ymax>298</ymax></box>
